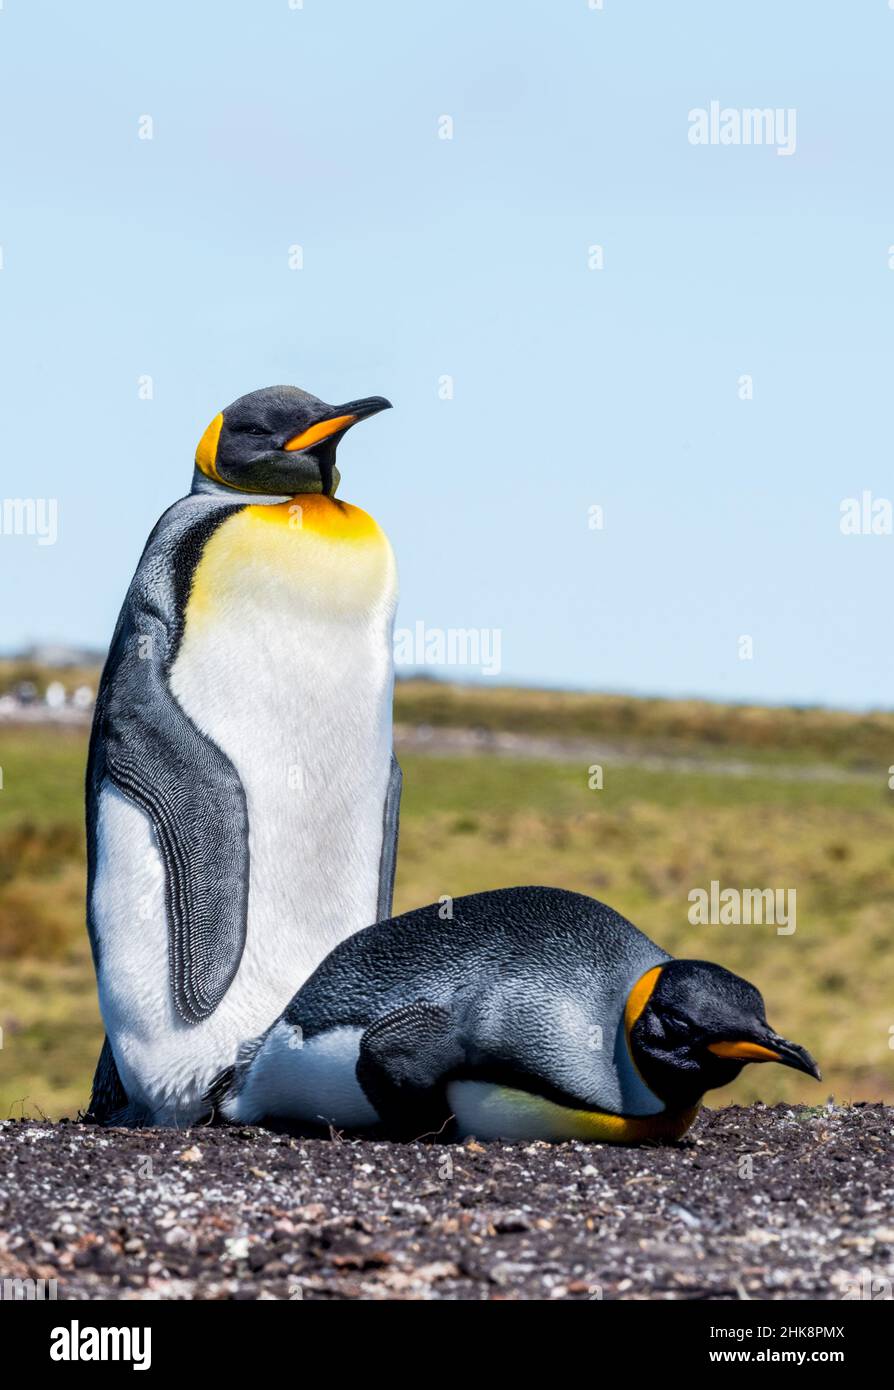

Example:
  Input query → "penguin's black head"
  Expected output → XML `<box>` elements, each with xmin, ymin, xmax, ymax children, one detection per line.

<box><xmin>628</xmin><ymin>960</ymin><xmax>820</xmax><ymax>1109</ymax></box>
<box><xmin>195</xmin><ymin>385</ymin><xmax>391</xmax><ymax>497</ymax></box>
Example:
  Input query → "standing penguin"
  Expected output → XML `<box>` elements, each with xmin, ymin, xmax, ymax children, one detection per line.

<box><xmin>86</xmin><ymin>385</ymin><xmax>400</xmax><ymax>1126</ymax></box>
<box><xmin>217</xmin><ymin>886</ymin><xmax>820</xmax><ymax>1141</ymax></box>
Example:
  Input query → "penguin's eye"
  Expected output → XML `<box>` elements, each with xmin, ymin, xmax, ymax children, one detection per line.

<box><xmin>663</xmin><ymin>1009</ymin><xmax>691</xmax><ymax>1034</ymax></box>
<box><xmin>231</xmin><ymin>423</ymin><xmax>268</xmax><ymax>437</ymax></box>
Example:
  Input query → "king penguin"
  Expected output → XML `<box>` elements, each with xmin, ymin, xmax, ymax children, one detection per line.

<box><xmin>217</xmin><ymin>886</ymin><xmax>820</xmax><ymax>1141</ymax></box>
<box><xmin>86</xmin><ymin>385</ymin><xmax>400</xmax><ymax>1126</ymax></box>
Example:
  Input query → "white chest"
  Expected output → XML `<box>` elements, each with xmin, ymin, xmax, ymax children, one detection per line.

<box><xmin>93</xmin><ymin>496</ymin><xmax>398</xmax><ymax>1122</ymax></box>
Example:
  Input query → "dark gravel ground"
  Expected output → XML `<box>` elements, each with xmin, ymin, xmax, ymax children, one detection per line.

<box><xmin>0</xmin><ymin>1104</ymin><xmax>891</xmax><ymax>1301</ymax></box>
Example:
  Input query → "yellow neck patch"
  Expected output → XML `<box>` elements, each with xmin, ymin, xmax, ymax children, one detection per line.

<box><xmin>547</xmin><ymin>1096</ymin><xmax>700</xmax><ymax>1143</ymax></box>
<box><xmin>457</xmin><ymin>1082</ymin><xmax>699</xmax><ymax>1144</ymax></box>
<box><xmin>245</xmin><ymin>494</ymin><xmax>383</xmax><ymax>544</ymax></box>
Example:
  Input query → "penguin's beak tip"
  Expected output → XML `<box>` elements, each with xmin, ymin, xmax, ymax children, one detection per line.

<box><xmin>349</xmin><ymin>395</ymin><xmax>392</xmax><ymax>417</ymax></box>
<box><xmin>769</xmin><ymin>1034</ymin><xmax>822</xmax><ymax>1081</ymax></box>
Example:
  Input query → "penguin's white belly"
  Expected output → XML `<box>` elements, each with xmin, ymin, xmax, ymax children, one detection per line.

<box><xmin>223</xmin><ymin>1022</ymin><xmax>378</xmax><ymax>1129</ymax></box>
<box><xmin>92</xmin><ymin>497</ymin><xmax>397</xmax><ymax>1124</ymax></box>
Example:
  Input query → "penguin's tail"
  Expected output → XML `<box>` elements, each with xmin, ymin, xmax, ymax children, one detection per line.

<box><xmin>201</xmin><ymin>1031</ymin><xmax>267</xmax><ymax>1121</ymax></box>
<box><xmin>201</xmin><ymin>1063</ymin><xmax>237</xmax><ymax>1120</ymax></box>
<box><xmin>80</xmin><ymin>1035</ymin><xmax>146</xmax><ymax>1127</ymax></box>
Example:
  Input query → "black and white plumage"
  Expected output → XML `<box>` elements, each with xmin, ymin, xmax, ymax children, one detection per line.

<box><xmin>217</xmin><ymin>886</ymin><xmax>820</xmax><ymax>1142</ymax></box>
<box><xmin>86</xmin><ymin>385</ymin><xmax>399</xmax><ymax>1126</ymax></box>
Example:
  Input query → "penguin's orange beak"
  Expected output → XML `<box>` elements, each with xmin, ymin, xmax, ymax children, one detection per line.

<box><xmin>709</xmin><ymin>1036</ymin><xmax>820</xmax><ymax>1079</ymax></box>
<box><xmin>709</xmin><ymin>1040</ymin><xmax>781</xmax><ymax>1063</ymax></box>
<box><xmin>283</xmin><ymin>396</ymin><xmax>392</xmax><ymax>453</ymax></box>
<box><xmin>283</xmin><ymin>414</ymin><xmax>355</xmax><ymax>452</ymax></box>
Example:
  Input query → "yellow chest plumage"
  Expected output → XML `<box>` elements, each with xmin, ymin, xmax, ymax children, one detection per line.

<box><xmin>184</xmin><ymin>494</ymin><xmax>394</xmax><ymax>631</ymax></box>
<box><xmin>447</xmin><ymin>1080</ymin><xmax>699</xmax><ymax>1143</ymax></box>
<box><xmin>163</xmin><ymin>489</ymin><xmax>398</xmax><ymax>1047</ymax></box>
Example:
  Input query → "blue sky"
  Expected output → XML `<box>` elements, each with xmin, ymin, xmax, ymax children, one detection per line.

<box><xmin>1</xmin><ymin>0</ymin><xmax>892</xmax><ymax>708</ymax></box>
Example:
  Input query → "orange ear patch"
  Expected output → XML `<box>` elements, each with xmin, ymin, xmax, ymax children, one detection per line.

<box><xmin>624</xmin><ymin>965</ymin><xmax>664</xmax><ymax>1036</ymax></box>
<box><xmin>195</xmin><ymin>412</ymin><xmax>224</xmax><ymax>482</ymax></box>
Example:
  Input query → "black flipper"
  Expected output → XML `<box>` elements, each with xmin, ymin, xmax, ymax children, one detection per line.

<box><xmin>376</xmin><ymin>755</ymin><xmax>402</xmax><ymax>921</ymax></box>
<box><xmin>101</xmin><ymin>648</ymin><xmax>249</xmax><ymax>1023</ymax></box>
<box><xmin>87</xmin><ymin>498</ymin><xmax>250</xmax><ymax>1026</ymax></box>
<box><xmin>356</xmin><ymin>1000</ymin><xmax>465</xmax><ymax>1139</ymax></box>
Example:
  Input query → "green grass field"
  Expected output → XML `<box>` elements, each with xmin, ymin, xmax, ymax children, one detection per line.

<box><xmin>1</xmin><ymin>679</ymin><xmax>893</xmax><ymax>1118</ymax></box>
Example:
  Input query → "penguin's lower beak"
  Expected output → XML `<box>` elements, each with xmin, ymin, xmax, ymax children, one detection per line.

<box><xmin>708</xmin><ymin>1035</ymin><xmax>821</xmax><ymax>1080</ymax></box>
<box><xmin>283</xmin><ymin>397</ymin><xmax>392</xmax><ymax>453</ymax></box>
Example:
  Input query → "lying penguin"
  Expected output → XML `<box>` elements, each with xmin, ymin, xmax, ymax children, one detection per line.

<box><xmin>214</xmin><ymin>886</ymin><xmax>820</xmax><ymax>1141</ymax></box>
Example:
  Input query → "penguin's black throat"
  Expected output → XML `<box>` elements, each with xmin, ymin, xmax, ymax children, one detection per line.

<box><xmin>310</xmin><ymin>436</ymin><xmax>338</xmax><ymax>498</ymax></box>
<box><xmin>629</xmin><ymin>959</ymin><xmax>820</xmax><ymax>1110</ymax></box>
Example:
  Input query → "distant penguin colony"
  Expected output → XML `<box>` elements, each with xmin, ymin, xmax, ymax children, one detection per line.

<box><xmin>215</xmin><ymin>887</ymin><xmax>819</xmax><ymax>1142</ymax></box>
<box><xmin>86</xmin><ymin>386</ymin><xmax>400</xmax><ymax>1126</ymax></box>
<box><xmin>85</xmin><ymin>386</ymin><xmax>820</xmax><ymax>1140</ymax></box>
